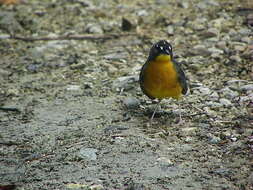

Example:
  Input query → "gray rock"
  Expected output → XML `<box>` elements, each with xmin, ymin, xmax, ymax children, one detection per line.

<box><xmin>104</xmin><ymin>52</ymin><xmax>128</xmax><ymax>61</ymax></box>
<box><xmin>203</xmin><ymin>28</ymin><xmax>219</xmax><ymax>37</ymax></box>
<box><xmin>79</xmin><ymin>148</ymin><xmax>98</xmax><ymax>161</ymax></box>
<box><xmin>191</xmin><ymin>44</ymin><xmax>210</xmax><ymax>56</ymax></box>
<box><xmin>209</xmin><ymin>91</ymin><xmax>219</xmax><ymax>100</ymax></box>
<box><xmin>123</xmin><ymin>97</ymin><xmax>140</xmax><ymax>109</ymax></box>
<box><xmin>240</xmin><ymin>84</ymin><xmax>253</xmax><ymax>91</ymax></box>
<box><xmin>216</xmin><ymin>41</ymin><xmax>227</xmax><ymax>50</ymax></box>
<box><xmin>112</xmin><ymin>75</ymin><xmax>139</xmax><ymax>91</ymax></box>
<box><xmin>207</xmin><ymin>47</ymin><xmax>224</xmax><ymax>55</ymax></box>
<box><xmin>86</xmin><ymin>23</ymin><xmax>103</xmax><ymax>34</ymax></box>
<box><xmin>137</xmin><ymin>10</ymin><xmax>148</xmax><ymax>16</ymax></box>
<box><xmin>208</xmin><ymin>134</ymin><xmax>221</xmax><ymax>144</ymax></box>
<box><xmin>206</xmin><ymin>102</ymin><xmax>223</xmax><ymax>108</ymax></box>
<box><xmin>220</xmin><ymin>87</ymin><xmax>239</xmax><ymax>99</ymax></box>
<box><xmin>230</xmin><ymin>55</ymin><xmax>242</xmax><ymax>63</ymax></box>
<box><xmin>166</xmin><ymin>25</ymin><xmax>174</xmax><ymax>35</ymax></box>
<box><xmin>238</xmin><ymin>28</ymin><xmax>251</xmax><ymax>36</ymax></box>
<box><xmin>198</xmin><ymin>87</ymin><xmax>211</xmax><ymax>96</ymax></box>
<box><xmin>241</xmin><ymin>36</ymin><xmax>251</xmax><ymax>44</ymax></box>
<box><xmin>219</xmin><ymin>98</ymin><xmax>232</xmax><ymax>107</ymax></box>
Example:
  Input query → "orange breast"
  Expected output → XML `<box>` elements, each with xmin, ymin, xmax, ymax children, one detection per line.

<box><xmin>142</xmin><ymin>60</ymin><xmax>182</xmax><ymax>100</ymax></box>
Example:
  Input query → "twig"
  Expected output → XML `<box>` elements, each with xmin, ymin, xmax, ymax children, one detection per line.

<box><xmin>0</xmin><ymin>107</ymin><xmax>20</xmax><ymax>113</ymax></box>
<box><xmin>4</xmin><ymin>33</ymin><xmax>136</xmax><ymax>42</ymax></box>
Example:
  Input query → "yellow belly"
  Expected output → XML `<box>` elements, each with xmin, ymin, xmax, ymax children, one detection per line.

<box><xmin>142</xmin><ymin>60</ymin><xmax>182</xmax><ymax>100</ymax></box>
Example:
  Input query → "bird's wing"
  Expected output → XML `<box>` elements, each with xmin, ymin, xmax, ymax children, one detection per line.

<box><xmin>173</xmin><ymin>60</ymin><xmax>188</xmax><ymax>95</ymax></box>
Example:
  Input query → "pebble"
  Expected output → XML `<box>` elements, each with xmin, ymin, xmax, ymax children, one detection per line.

<box><xmin>157</xmin><ymin>157</ymin><xmax>173</xmax><ymax>166</ymax></box>
<box><xmin>191</xmin><ymin>44</ymin><xmax>210</xmax><ymax>56</ymax></box>
<box><xmin>66</xmin><ymin>85</ymin><xmax>81</xmax><ymax>91</ymax></box>
<box><xmin>206</xmin><ymin>102</ymin><xmax>223</xmax><ymax>109</ymax></box>
<box><xmin>229</xmin><ymin>55</ymin><xmax>242</xmax><ymax>63</ymax></box>
<box><xmin>184</xmin><ymin>136</ymin><xmax>193</xmax><ymax>143</ymax></box>
<box><xmin>90</xmin><ymin>184</ymin><xmax>104</xmax><ymax>190</ymax></box>
<box><xmin>166</xmin><ymin>25</ymin><xmax>174</xmax><ymax>35</ymax></box>
<box><xmin>240</xmin><ymin>84</ymin><xmax>253</xmax><ymax>91</ymax></box>
<box><xmin>104</xmin><ymin>125</ymin><xmax>129</xmax><ymax>134</ymax></box>
<box><xmin>104</xmin><ymin>52</ymin><xmax>128</xmax><ymax>61</ymax></box>
<box><xmin>0</xmin><ymin>69</ymin><xmax>11</xmax><ymax>78</ymax></box>
<box><xmin>234</xmin><ymin>45</ymin><xmax>246</xmax><ymax>52</ymax></box>
<box><xmin>123</xmin><ymin>97</ymin><xmax>140</xmax><ymax>109</ymax></box>
<box><xmin>238</xmin><ymin>28</ymin><xmax>251</xmax><ymax>36</ymax></box>
<box><xmin>122</xmin><ymin>18</ymin><xmax>133</xmax><ymax>31</ymax></box>
<box><xmin>219</xmin><ymin>98</ymin><xmax>232</xmax><ymax>107</ymax></box>
<box><xmin>220</xmin><ymin>87</ymin><xmax>239</xmax><ymax>99</ymax></box>
<box><xmin>198</xmin><ymin>87</ymin><xmax>211</xmax><ymax>96</ymax></box>
<box><xmin>79</xmin><ymin>148</ymin><xmax>98</xmax><ymax>161</ymax></box>
<box><xmin>209</xmin><ymin>91</ymin><xmax>219</xmax><ymax>100</ymax></box>
<box><xmin>86</xmin><ymin>23</ymin><xmax>103</xmax><ymax>34</ymax></box>
<box><xmin>112</xmin><ymin>75</ymin><xmax>139</xmax><ymax>91</ymax></box>
<box><xmin>241</xmin><ymin>36</ymin><xmax>251</xmax><ymax>44</ymax></box>
<box><xmin>216</xmin><ymin>41</ymin><xmax>227</xmax><ymax>50</ymax></box>
<box><xmin>208</xmin><ymin>134</ymin><xmax>221</xmax><ymax>144</ymax></box>
<box><xmin>137</xmin><ymin>9</ymin><xmax>148</xmax><ymax>17</ymax></box>
<box><xmin>207</xmin><ymin>47</ymin><xmax>224</xmax><ymax>55</ymax></box>
<box><xmin>203</xmin><ymin>28</ymin><xmax>219</xmax><ymax>37</ymax></box>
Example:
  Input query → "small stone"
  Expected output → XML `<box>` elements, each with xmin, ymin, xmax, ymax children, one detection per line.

<box><xmin>90</xmin><ymin>184</ymin><xmax>104</xmax><ymax>190</ymax></box>
<box><xmin>181</xmin><ymin>127</ymin><xmax>198</xmax><ymax>132</ymax></box>
<box><xmin>104</xmin><ymin>125</ymin><xmax>129</xmax><ymax>134</ymax></box>
<box><xmin>230</xmin><ymin>136</ymin><xmax>237</xmax><ymax>142</ymax></box>
<box><xmin>240</xmin><ymin>84</ymin><xmax>253</xmax><ymax>91</ymax></box>
<box><xmin>184</xmin><ymin>136</ymin><xmax>193</xmax><ymax>143</ymax></box>
<box><xmin>229</xmin><ymin>55</ymin><xmax>242</xmax><ymax>63</ymax></box>
<box><xmin>234</xmin><ymin>45</ymin><xmax>246</xmax><ymax>52</ymax></box>
<box><xmin>238</xmin><ymin>28</ymin><xmax>251</xmax><ymax>36</ymax></box>
<box><xmin>220</xmin><ymin>87</ymin><xmax>239</xmax><ymax>99</ymax></box>
<box><xmin>216</xmin><ymin>41</ymin><xmax>227</xmax><ymax>50</ymax></box>
<box><xmin>198</xmin><ymin>87</ymin><xmax>211</xmax><ymax>96</ymax></box>
<box><xmin>79</xmin><ymin>148</ymin><xmax>98</xmax><ymax>161</ymax></box>
<box><xmin>137</xmin><ymin>10</ymin><xmax>148</xmax><ymax>16</ymax></box>
<box><xmin>219</xmin><ymin>98</ymin><xmax>232</xmax><ymax>107</ymax></box>
<box><xmin>180</xmin><ymin>1</ymin><xmax>189</xmax><ymax>8</ymax></box>
<box><xmin>122</xmin><ymin>18</ymin><xmax>133</xmax><ymax>31</ymax></box>
<box><xmin>0</xmin><ymin>69</ymin><xmax>10</xmax><ymax>78</ymax></box>
<box><xmin>112</xmin><ymin>75</ymin><xmax>139</xmax><ymax>91</ymax></box>
<box><xmin>206</xmin><ymin>102</ymin><xmax>223</xmax><ymax>109</ymax></box>
<box><xmin>70</xmin><ymin>62</ymin><xmax>86</xmax><ymax>70</ymax></box>
<box><xmin>208</xmin><ymin>134</ymin><xmax>221</xmax><ymax>144</ymax></box>
<box><xmin>86</xmin><ymin>23</ymin><xmax>103</xmax><ymax>34</ymax></box>
<box><xmin>207</xmin><ymin>47</ymin><xmax>224</xmax><ymax>55</ymax></box>
<box><xmin>191</xmin><ymin>44</ymin><xmax>210</xmax><ymax>56</ymax></box>
<box><xmin>209</xmin><ymin>91</ymin><xmax>219</xmax><ymax>100</ymax></box>
<box><xmin>166</xmin><ymin>25</ymin><xmax>174</xmax><ymax>35</ymax></box>
<box><xmin>123</xmin><ymin>97</ymin><xmax>140</xmax><ymax>109</ymax></box>
<box><xmin>66</xmin><ymin>85</ymin><xmax>81</xmax><ymax>91</ymax></box>
<box><xmin>104</xmin><ymin>52</ymin><xmax>128</xmax><ymax>61</ymax></box>
<box><xmin>157</xmin><ymin>157</ymin><xmax>173</xmax><ymax>166</ymax></box>
<box><xmin>241</xmin><ymin>36</ymin><xmax>251</xmax><ymax>44</ymax></box>
<box><xmin>192</xmin><ymin>23</ymin><xmax>205</xmax><ymax>31</ymax></box>
<box><xmin>203</xmin><ymin>28</ymin><xmax>219</xmax><ymax>37</ymax></box>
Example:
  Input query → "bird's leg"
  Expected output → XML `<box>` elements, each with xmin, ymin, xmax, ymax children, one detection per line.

<box><xmin>150</xmin><ymin>99</ymin><xmax>162</xmax><ymax>122</ymax></box>
<box><xmin>176</xmin><ymin>103</ymin><xmax>184</xmax><ymax>125</ymax></box>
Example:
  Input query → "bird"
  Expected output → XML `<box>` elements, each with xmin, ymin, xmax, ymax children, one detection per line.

<box><xmin>139</xmin><ymin>40</ymin><xmax>188</xmax><ymax>122</ymax></box>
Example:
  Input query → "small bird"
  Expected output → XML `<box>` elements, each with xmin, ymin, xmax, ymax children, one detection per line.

<box><xmin>139</xmin><ymin>40</ymin><xmax>188</xmax><ymax>121</ymax></box>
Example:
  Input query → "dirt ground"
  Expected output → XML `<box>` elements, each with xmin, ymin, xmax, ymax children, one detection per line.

<box><xmin>0</xmin><ymin>0</ymin><xmax>253</xmax><ymax>189</ymax></box>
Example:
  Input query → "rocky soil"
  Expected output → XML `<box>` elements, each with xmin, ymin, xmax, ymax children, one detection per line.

<box><xmin>0</xmin><ymin>0</ymin><xmax>252</xmax><ymax>189</ymax></box>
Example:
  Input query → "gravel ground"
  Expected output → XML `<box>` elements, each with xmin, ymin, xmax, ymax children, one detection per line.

<box><xmin>0</xmin><ymin>0</ymin><xmax>252</xmax><ymax>189</ymax></box>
